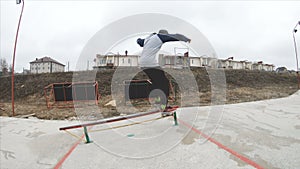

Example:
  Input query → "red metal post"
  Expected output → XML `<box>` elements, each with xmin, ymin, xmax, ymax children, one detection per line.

<box><xmin>11</xmin><ymin>0</ymin><xmax>25</xmax><ymax>116</ymax></box>
<box><xmin>63</xmin><ymin>84</ymin><xmax>67</xmax><ymax>105</ymax></box>
<box><xmin>95</xmin><ymin>82</ymin><xmax>99</xmax><ymax>105</ymax></box>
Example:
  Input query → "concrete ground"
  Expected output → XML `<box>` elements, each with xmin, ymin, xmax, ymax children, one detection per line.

<box><xmin>1</xmin><ymin>91</ymin><xmax>299</xmax><ymax>169</ymax></box>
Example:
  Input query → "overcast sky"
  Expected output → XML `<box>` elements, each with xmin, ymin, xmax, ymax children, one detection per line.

<box><xmin>1</xmin><ymin>0</ymin><xmax>300</xmax><ymax>72</ymax></box>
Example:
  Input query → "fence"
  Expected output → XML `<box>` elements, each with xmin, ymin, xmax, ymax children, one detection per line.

<box><xmin>44</xmin><ymin>81</ymin><xmax>99</xmax><ymax>108</ymax></box>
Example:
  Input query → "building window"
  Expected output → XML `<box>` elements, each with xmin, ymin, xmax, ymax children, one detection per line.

<box><xmin>128</xmin><ymin>58</ymin><xmax>131</xmax><ymax>64</ymax></box>
<box><xmin>101</xmin><ymin>59</ymin><xmax>106</xmax><ymax>64</ymax></box>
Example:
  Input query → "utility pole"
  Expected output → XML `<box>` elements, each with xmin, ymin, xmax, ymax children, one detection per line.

<box><xmin>293</xmin><ymin>21</ymin><xmax>300</xmax><ymax>89</ymax></box>
<box><xmin>50</xmin><ymin>61</ymin><xmax>53</xmax><ymax>73</ymax></box>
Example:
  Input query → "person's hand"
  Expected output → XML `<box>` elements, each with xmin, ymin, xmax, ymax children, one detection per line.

<box><xmin>187</xmin><ymin>39</ymin><xmax>191</xmax><ymax>43</ymax></box>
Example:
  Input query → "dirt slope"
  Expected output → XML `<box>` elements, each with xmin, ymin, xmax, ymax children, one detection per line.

<box><xmin>0</xmin><ymin>68</ymin><xmax>298</xmax><ymax>119</ymax></box>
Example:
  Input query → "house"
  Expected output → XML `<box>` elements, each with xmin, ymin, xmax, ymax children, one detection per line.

<box><xmin>190</xmin><ymin>55</ymin><xmax>220</xmax><ymax>68</ymax></box>
<box><xmin>252</xmin><ymin>61</ymin><xmax>274</xmax><ymax>71</ymax></box>
<box><xmin>217</xmin><ymin>57</ymin><xmax>244</xmax><ymax>69</ymax></box>
<box><xmin>93</xmin><ymin>54</ymin><xmax>139</xmax><ymax>69</ymax></box>
<box><xmin>241</xmin><ymin>61</ymin><xmax>253</xmax><ymax>70</ymax></box>
<box><xmin>262</xmin><ymin>64</ymin><xmax>275</xmax><ymax>71</ymax></box>
<box><xmin>252</xmin><ymin>61</ymin><xmax>264</xmax><ymax>70</ymax></box>
<box><xmin>276</xmin><ymin>67</ymin><xmax>288</xmax><ymax>73</ymax></box>
<box><xmin>160</xmin><ymin>54</ymin><xmax>189</xmax><ymax>69</ymax></box>
<box><xmin>93</xmin><ymin>53</ymin><xmax>275</xmax><ymax>72</ymax></box>
<box><xmin>189</xmin><ymin>55</ymin><xmax>210</xmax><ymax>67</ymax></box>
<box><xmin>94</xmin><ymin>53</ymin><xmax>190</xmax><ymax>69</ymax></box>
<box><xmin>189</xmin><ymin>57</ymin><xmax>201</xmax><ymax>67</ymax></box>
<box><xmin>30</xmin><ymin>56</ymin><xmax>65</xmax><ymax>74</ymax></box>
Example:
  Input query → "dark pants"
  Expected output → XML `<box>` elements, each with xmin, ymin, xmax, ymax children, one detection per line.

<box><xmin>142</xmin><ymin>67</ymin><xmax>169</xmax><ymax>106</ymax></box>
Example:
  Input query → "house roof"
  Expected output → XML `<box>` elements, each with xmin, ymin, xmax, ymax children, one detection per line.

<box><xmin>30</xmin><ymin>57</ymin><xmax>65</xmax><ymax>66</ymax></box>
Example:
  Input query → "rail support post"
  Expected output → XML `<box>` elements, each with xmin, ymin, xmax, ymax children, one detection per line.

<box><xmin>173</xmin><ymin>111</ymin><xmax>178</xmax><ymax>126</ymax></box>
<box><xmin>83</xmin><ymin>126</ymin><xmax>92</xmax><ymax>144</ymax></box>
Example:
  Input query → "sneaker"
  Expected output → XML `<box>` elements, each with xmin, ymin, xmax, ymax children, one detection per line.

<box><xmin>161</xmin><ymin>106</ymin><xmax>173</xmax><ymax>116</ymax></box>
<box><xmin>161</xmin><ymin>111</ymin><xmax>173</xmax><ymax>117</ymax></box>
<box><xmin>163</xmin><ymin>106</ymin><xmax>173</xmax><ymax>112</ymax></box>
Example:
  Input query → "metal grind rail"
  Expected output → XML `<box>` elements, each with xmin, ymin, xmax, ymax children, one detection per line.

<box><xmin>62</xmin><ymin>115</ymin><xmax>168</xmax><ymax>142</ymax></box>
<box><xmin>60</xmin><ymin>108</ymin><xmax>178</xmax><ymax>131</ymax></box>
<box><xmin>59</xmin><ymin>106</ymin><xmax>179</xmax><ymax>143</ymax></box>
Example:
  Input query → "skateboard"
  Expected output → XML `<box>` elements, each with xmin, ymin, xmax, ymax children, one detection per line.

<box><xmin>161</xmin><ymin>106</ymin><xmax>179</xmax><ymax>117</ymax></box>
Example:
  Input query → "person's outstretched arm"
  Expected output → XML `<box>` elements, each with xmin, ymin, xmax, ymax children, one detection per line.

<box><xmin>158</xmin><ymin>34</ymin><xmax>191</xmax><ymax>43</ymax></box>
<box><xmin>137</xmin><ymin>38</ymin><xmax>145</xmax><ymax>47</ymax></box>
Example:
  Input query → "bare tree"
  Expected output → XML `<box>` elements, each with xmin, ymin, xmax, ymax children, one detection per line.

<box><xmin>0</xmin><ymin>58</ymin><xmax>9</xmax><ymax>75</ymax></box>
